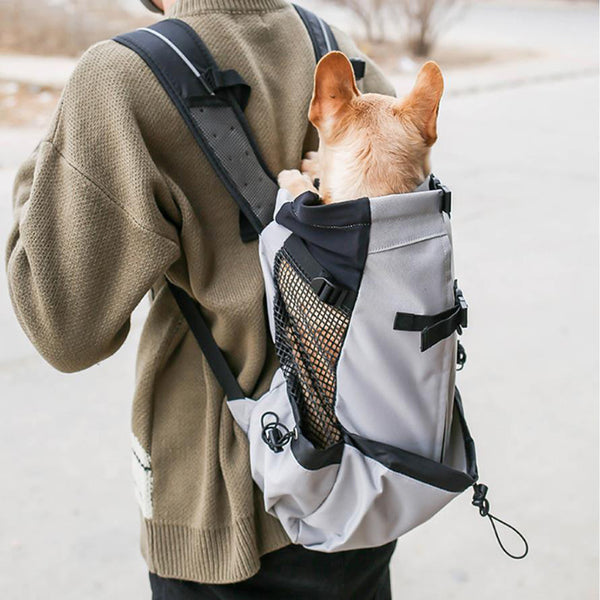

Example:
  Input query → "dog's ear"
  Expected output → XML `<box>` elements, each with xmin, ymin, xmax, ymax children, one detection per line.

<box><xmin>309</xmin><ymin>51</ymin><xmax>359</xmax><ymax>132</ymax></box>
<box><xmin>400</xmin><ymin>61</ymin><xmax>444</xmax><ymax>146</ymax></box>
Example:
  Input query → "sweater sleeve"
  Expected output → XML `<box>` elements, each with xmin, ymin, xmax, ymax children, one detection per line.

<box><xmin>5</xmin><ymin>42</ymin><xmax>181</xmax><ymax>373</ymax></box>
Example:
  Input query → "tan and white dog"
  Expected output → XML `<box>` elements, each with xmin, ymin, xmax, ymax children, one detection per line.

<box><xmin>278</xmin><ymin>51</ymin><xmax>444</xmax><ymax>203</ymax></box>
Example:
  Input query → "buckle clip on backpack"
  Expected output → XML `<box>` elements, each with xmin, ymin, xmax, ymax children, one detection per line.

<box><xmin>115</xmin><ymin>8</ymin><xmax>528</xmax><ymax>559</ymax></box>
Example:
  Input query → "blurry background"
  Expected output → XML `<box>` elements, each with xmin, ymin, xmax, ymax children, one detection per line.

<box><xmin>0</xmin><ymin>0</ymin><xmax>598</xmax><ymax>598</ymax></box>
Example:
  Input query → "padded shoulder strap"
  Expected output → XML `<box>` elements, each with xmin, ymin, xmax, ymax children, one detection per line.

<box><xmin>115</xmin><ymin>19</ymin><xmax>278</xmax><ymax>236</ymax></box>
<box><xmin>293</xmin><ymin>4</ymin><xmax>366</xmax><ymax>82</ymax></box>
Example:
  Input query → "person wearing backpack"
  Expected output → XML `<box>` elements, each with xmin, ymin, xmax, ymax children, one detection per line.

<box><xmin>6</xmin><ymin>0</ymin><xmax>399</xmax><ymax>597</ymax></box>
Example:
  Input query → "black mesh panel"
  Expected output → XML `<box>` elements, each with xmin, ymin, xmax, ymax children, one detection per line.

<box><xmin>273</xmin><ymin>249</ymin><xmax>350</xmax><ymax>449</ymax></box>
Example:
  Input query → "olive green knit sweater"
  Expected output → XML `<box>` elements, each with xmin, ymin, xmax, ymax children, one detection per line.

<box><xmin>6</xmin><ymin>0</ymin><xmax>395</xmax><ymax>584</ymax></box>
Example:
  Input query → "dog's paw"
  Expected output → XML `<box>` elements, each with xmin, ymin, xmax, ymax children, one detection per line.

<box><xmin>277</xmin><ymin>169</ymin><xmax>303</xmax><ymax>189</ymax></box>
<box><xmin>300</xmin><ymin>151</ymin><xmax>320</xmax><ymax>182</ymax></box>
<box><xmin>278</xmin><ymin>169</ymin><xmax>316</xmax><ymax>198</ymax></box>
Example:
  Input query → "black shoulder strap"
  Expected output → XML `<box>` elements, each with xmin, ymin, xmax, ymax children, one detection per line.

<box><xmin>113</xmin><ymin>16</ymin><xmax>364</xmax><ymax>399</ymax></box>
<box><xmin>115</xmin><ymin>21</ymin><xmax>277</xmax><ymax>399</ymax></box>
<box><xmin>293</xmin><ymin>4</ymin><xmax>366</xmax><ymax>82</ymax></box>
<box><xmin>115</xmin><ymin>20</ymin><xmax>278</xmax><ymax>237</ymax></box>
<box><xmin>293</xmin><ymin>4</ymin><xmax>339</xmax><ymax>57</ymax></box>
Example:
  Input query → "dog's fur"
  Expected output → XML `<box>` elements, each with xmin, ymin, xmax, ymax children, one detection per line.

<box><xmin>278</xmin><ymin>52</ymin><xmax>444</xmax><ymax>203</ymax></box>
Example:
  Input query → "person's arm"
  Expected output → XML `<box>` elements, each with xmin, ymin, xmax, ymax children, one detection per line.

<box><xmin>5</xmin><ymin>41</ymin><xmax>180</xmax><ymax>373</ymax></box>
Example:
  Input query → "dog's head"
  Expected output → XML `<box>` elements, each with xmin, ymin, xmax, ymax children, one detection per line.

<box><xmin>309</xmin><ymin>52</ymin><xmax>444</xmax><ymax>204</ymax></box>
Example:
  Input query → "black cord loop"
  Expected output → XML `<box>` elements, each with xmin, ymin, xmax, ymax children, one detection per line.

<box><xmin>261</xmin><ymin>412</ymin><xmax>296</xmax><ymax>453</ymax></box>
<box><xmin>472</xmin><ymin>483</ymin><xmax>529</xmax><ymax>560</ymax></box>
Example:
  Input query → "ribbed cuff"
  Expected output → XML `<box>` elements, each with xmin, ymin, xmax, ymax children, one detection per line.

<box><xmin>168</xmin><ymin>0</ymin><xmax>289</xmax><ymax>16</ymax></box>
<box><xmin>142</xmin><ymin>515</ymin><xmax>290</xmax><ymax>584</ymax></box>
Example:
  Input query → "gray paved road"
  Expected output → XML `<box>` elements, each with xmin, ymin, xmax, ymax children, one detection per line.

<box><xmin>1</xmin><ymin>2</ymin><xmax>597</xmax><ymax>598</ymax></box>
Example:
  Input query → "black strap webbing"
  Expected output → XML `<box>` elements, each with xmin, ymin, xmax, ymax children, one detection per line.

<box><xmin>348</xmin><ymin>388</ymin><xmax>477</xmax><ymax>492</ymax></box>
<box><xmin>168</xmin><ymin>282</ymin><xmax>244</xmax><ymax>400</ymax></box>
<box><xmin>294</xmin><ymin>4</ymin><xmax>339</xmax><ymax>57</ymax></box>
<box><xmin>115</xmin><ymin>14</ymin><xmax>360</xmax><ymax>239</ymax></box>
<box><xmin>394</xmin><ymin>295</ymin><xmax>468</xmax><ymax>352</ymax></box>
<box><xmin>394</xmin><ymin>304</ymin><xmax>461</xmax><ymax>351</ymax></box>
<box><xmin>293</xmin><ymin>4</ymin><xmax>365</xmax><ymax>82</ymax></box>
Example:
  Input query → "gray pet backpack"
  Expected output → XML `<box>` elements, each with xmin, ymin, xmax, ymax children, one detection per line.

<box><xmin>116</xmin><ymin>9</ymin><xmax>527</xmax><ymax>558</ymax></box>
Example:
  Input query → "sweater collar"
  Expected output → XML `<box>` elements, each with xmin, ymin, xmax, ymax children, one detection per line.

<box><xmin>167</xmin><ymin>0</ymin><xmax>289</xmax><ymax>16</ymax></box>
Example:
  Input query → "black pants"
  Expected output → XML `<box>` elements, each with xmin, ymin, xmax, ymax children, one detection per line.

<box><xmin>149</xmin><ymin>541</ymin><xmax>397</xmax><ymax>600</ymax></box>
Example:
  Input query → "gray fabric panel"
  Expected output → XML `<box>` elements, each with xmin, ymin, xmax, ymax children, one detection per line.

<box><xmin>229</xmin><ymin>389</ymin><xmax>469</xmax><ymax>552</ymax></box>
<box><xmin>189</xmin><ymin>105</ymin><xmax>278</xmax><ymax>228</ymax></box>
<box><xmin>229</xmin><ymin>374</ymin><xmax>340</xmax><ymax>535</ymax></box>
<box><xmin>367</xmin><ymin>187</ymin><xmax>447</xmax><ymax>254</ymax></box>
<box><xmin>336</xmin><ymin>193</ymin><xmax>455</xmax><ymax>460</ymax></box>
<box><xmin>295</xmin><ymin>443</ymin><xmax>459</xmax><ymax>551</ymax></box>
<box><xmin>444</xmin><ymin>400</ymin><xmax>469</xmax><ymax>474</ymax></box>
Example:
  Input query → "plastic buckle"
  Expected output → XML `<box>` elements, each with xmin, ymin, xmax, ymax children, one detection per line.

<box><xmin>453</xmin><ymin>281</ymin><xmax>468</xmax><ymax>333</ymax></box>
<box><xmin>457</xmin><ymin>289</ymin><xmax>468</xmax><ymax>328</ymax></box>
<box><xmin>261</xmin><ymin>412</ymin><xmax>296</xmax><ymax>454</ymax></box>
<box><xmin>430</xmin><ymin>174</ymin><xmax>452</xmax><ymax>215</ymax></box>
<box><xmin>265</xmin><ymin>427</ymin><xmax>285</xmax><ymax>453</ymax></box>
<box><xmin>310</xmin><ymin>276</ymin><xmax>348</xmax><ymax>308</ymax></box>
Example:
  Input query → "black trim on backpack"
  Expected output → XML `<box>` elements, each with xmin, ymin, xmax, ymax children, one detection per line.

<box><xmin>282</xmin><ymin>234</ymin><xmax>358</xmax><ymax>312</ymax></box>
<box><xmin>291</xmin><ymin>431</ymin><xmax>345</xmax><ymax>470</ymax></box>
<box><xmin>349</xmin><ymin>58</ymin><xmax>366</xmax><ymax>81</ymax></box>
<box><xmin>346</xmin><ymin>389</ymin><xmax>478</xmax><ymax>492</ymax></box>
<box><xmin>288</xmin><ymin>388</ymin><xmax>478</xmax><ymax>494</ymax></box>
<box><xmin>277</xmin><ymin>192</ymin><xmax>371</xmax><ymax>292</ymax></box>
<box><xmin>430</xmin><ymin>173</ymin><xmax>452</xmax><ymax>215</ymax></box>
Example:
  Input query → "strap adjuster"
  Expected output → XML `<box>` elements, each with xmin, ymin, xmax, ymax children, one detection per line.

<box><xmin>455</xmin><ymin>285</ymin><xmax>468</xmax><ymax>331</ymax></box>
<box><xmin>310</xmin><ymin>276</ymin><xmax>351</xmax><ymax>308</ymax></box>
<box><xmin>350</xmin><ymin>58</ymin><xmax>366</xmax><ymax>81</ymax></box>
